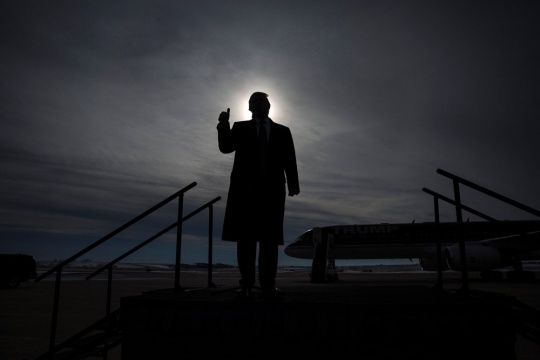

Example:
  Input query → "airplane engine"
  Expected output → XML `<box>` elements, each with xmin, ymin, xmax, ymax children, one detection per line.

<box><xmin>445</xmin><ymin>244</ymin><xmax>503</xmax><ymax>271</ymax></box>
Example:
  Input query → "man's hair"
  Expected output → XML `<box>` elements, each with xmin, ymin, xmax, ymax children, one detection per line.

<box><xmin>250</xmin><ymin>91</ymin><xmax>269</xmax><ymax>99</ymax></box>
<box><xmin>249</xmin><ymin>92</ymin><xmax>270</xmax><ymax>109</ymax></box>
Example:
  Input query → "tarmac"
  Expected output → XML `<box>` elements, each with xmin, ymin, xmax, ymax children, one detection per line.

<box><xmin>1</xmin><ymin>267</ymin><xmax>539</xmax><ymax>360</ymax></box>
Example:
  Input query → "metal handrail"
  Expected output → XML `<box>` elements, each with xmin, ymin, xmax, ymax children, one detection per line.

<box><xmin>84</xmin><ymin>195</ymin><xmax>221</xmax><ymax>319</ymax></box>
<box><xmin>87</xmin><ymin>196</ymin><xmax>221</xmax><ymax>280</ymax></box>
<box><xmin>36</xmin><ymin>181</ymin><xmax>200</xmax><ymax>357</ymax></box>
<box><xmin>422</xmin><ymin>187</ymin><xmax>498</xmax><ymax>290</ymax></box>
<box><xmin>426</xmin><ymin>168</ymin><xmax>540</xmax><ymax>293</ymax></box>
<box><xmin>36</xmin><ymin>181</ymin><xmax>197</xmax><ymax>282</ymax></box>
<box><xmin>422</xmin><ymin>188</ymin><xmax>499</xmax><ymax>222</ymax></box>
<box><xmin>436</xmin><ymin>169</ymin><xmax>540</xmax><ymax>218</ymax></box>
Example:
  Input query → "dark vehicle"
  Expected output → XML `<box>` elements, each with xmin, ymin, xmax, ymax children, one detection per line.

<box><xmin>0</xmin><ymin>254</ymin><xmax>37</xmax><ymax>288</ymax></box>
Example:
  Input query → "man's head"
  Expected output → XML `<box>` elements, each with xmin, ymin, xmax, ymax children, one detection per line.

<box><xmin>249</xmin><ymin>92</ymin><xmax>271</xmax><ymax>119</ymax></box>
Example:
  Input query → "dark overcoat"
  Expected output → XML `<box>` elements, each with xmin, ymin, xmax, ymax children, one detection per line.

<box><xmin>217</xmin><ymin>119</ymin><xmax>299</xmax><ymax>244</ymax></box>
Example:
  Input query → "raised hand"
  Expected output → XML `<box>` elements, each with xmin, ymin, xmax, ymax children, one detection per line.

<box><xmin>218</xmin><ymin>108</ymin><xmax>230</xmax><ymax>123</ymax></box>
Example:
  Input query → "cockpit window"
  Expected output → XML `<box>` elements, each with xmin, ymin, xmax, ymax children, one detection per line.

<box><xmin>296</xmin><ymin>230</ymin><xmax>313</xmax><ymax>245</ymax></box>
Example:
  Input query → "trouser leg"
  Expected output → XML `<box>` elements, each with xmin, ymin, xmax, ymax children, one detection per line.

<box><xmin>237</xmin><ymin>240</ymin><xmax>257</xmax><ymax>288</ymax></box>
<box><xmin>258</xmin><ymin>241</ymin><xmax>278</xmax><ymax>290</ymax></box>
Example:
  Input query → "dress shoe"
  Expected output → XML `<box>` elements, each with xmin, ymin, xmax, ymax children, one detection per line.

<box><xmin>236</xmin><ymin>287</ymin><xmax>254</xmax><ymax>299</ymax></box>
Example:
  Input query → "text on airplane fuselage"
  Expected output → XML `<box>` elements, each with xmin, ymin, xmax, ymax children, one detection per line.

<box><xmin>332</xmin><ymin>225</ymin><xmax>400</xmax><ymax>235</ymax></box>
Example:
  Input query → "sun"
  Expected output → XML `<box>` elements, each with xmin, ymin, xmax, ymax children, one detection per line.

<box><xmin>228</xmin><ymin>76</ymin><xmax>289</xmax><ymax>122</ymax></box>
<box><xmin>235</xmin><ymin>90</ymin><xmax>281</xmax><ymax>122</ymax></box>
<box><xmin>238</xmin><ymin>99</ymin><xmax>252</xmax><ymax>120</ymax></box>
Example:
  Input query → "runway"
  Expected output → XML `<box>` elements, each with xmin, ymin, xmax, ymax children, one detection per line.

<box><xmin>1</xmin><ymin>267</ymin><xmax>539</xmax><ymax>359</ymax></box>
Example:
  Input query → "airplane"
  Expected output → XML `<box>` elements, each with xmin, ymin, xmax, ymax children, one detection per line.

<box><xmin>284</xmin><ymin>220</ymin><xmax>540</xmax><ymax>282</ymax></box>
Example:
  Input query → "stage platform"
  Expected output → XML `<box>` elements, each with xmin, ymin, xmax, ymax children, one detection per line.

<box><xmin>120</xmin><ymin>284</ymin><xmax>517</xmax><ymax>359</ymax></box>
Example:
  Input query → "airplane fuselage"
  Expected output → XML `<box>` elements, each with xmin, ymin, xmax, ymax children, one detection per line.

<box><xmin>285</xmin><ymin>221</ymin><xmax>540</xmax><ymax>270</ymax></box>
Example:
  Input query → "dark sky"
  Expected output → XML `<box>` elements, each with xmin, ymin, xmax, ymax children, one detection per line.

<box><xmin>2</xmin><ymin>1</ymin><xmax>540</xmax><ymax>265</ymax></box>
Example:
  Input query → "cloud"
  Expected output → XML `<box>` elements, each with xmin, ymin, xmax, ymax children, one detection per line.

<box><xmin>2</xmin><ymin>1</ymin><xmax>540</xmax><ymax>264</ymax></box>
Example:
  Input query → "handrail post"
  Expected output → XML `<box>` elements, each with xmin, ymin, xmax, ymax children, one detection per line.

<box><xmin>86</xmin><ymin>196</ymin><xmax>222</xmax><ymax>283</ymax></box>
<box><xmin>49</xmin><ymin>268</ymin><xmax>62</xmax><ymax>356</ymax></box>
<box><xmin>106</xmin><ymin>266</ymin><xmax>113</xmax><ymax>316</ymax></box>
<box><xmin>422</xmin><ymin>187</ymin><xmax>499</xmax><ymax>222</ymax></box>
<box><xmin>207</xmin><ymin>204</ymin><xmax>216</xmax><ymax>288</ymax></box>
<box><xmin>433</xmin><ymin>197</ymin><xmax>443</xmax><ymax>290</ymax></box>
<box><xmin>36</xmin><ymin>182</ymin><xmax>197</xmax><ymax>283</ymax></box>
<box><xmin>37</xmin><ymin>184</ymin><xmax>201</xmax><ymax>359</ymax></box>
<box><xmin>175</xmin><ymin>193</ymin><xmax>184</xmax><ymax>291</ymax></box>
<box><xmin>453</xmin><ymin>179</ymin><xmax>469</xmax><ymax>292</ymax></box>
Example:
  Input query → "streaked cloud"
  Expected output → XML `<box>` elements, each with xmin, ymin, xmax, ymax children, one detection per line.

<box><xmin>2</xmin><ymin>1</ymin><xmax>539</xmax><ymax>264</ymax></box>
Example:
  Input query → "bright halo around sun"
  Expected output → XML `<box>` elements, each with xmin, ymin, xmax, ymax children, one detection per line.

<box><xmin>236</xmin><ymin>95</ymin><xmax>280</xmax><ymax>121</ymax></box>
<box><xmin>237</xmin><ymin>97</ymin><xmax>279</xmax><ymax>122</ymax></box>
<box><xmin>239</xmin><ymin>100</ymin><xmax>252</xmax><ymax>120</ymax></box>
<box><xmin>233</xmin><ymin>83</ymin><xmax>285</xmax><ymax>124</ymax></box>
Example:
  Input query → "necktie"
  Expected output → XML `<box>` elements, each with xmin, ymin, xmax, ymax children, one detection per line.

<box><xmin>259</xmin><ymin>120</ymin><xmax>267</xmax><ymax>176</ymax></box>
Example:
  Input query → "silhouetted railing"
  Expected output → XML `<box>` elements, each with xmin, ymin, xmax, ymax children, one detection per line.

<box><xmin>85</xmin><ymin>196</ymin><xmax>221</xmax><ymax>315</ymax></box>
<box><xmin>36</xmin><ymin>182</ymin><xmax>197</xmax><ymax>282</ymax></box>
<box><xmin>34</xmin><ymin>182</ymin><xmax>222</xmax><ymax>358</ymax></box>
<box><xmin>423</xmin><ymin>168</ymin><xmax>540</xmax><ymax>292</ymax></box>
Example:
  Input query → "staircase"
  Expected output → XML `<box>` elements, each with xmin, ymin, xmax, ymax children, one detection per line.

<box><xmin>33</xmin><ymin>182</ymin><xmax>221</xmax><ymax>359</ymax></box>
<box><xmin>36</xmin><ymin>310</ymin><xmax>121</xmax><ymax>360</ymax></box>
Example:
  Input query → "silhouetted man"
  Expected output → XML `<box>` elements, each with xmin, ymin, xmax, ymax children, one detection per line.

<box><xmin>217</xmin><ymin>92</ymin><xmax>300</xmax><ymax>298</ymax></box>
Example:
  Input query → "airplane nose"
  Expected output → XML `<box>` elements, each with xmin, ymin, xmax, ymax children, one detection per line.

<box><xmin>284</xmin><ymin>244</ymin><xmax>292</xmax><ymax>256</ymax></box>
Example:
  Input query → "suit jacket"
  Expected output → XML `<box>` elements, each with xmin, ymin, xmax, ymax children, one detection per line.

<box><xmin>218</xmin><ymin>119</ymin><xmax>299</xmax><ymax>244</ymax></box>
